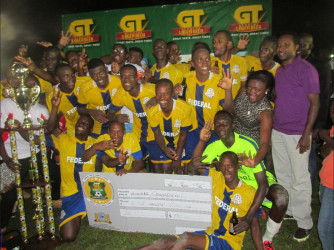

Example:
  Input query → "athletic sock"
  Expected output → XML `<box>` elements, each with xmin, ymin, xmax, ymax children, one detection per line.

<box><xmin>263</xmin><ymin>217</ymin><xmax>282</xmax><ymax>242</ymax></box>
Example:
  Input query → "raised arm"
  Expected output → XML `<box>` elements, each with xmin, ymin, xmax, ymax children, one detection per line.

<box><xmin>218</xmin><ymin>68</ymin><xmax>234</xmax><ymax>113</ymax></box>
<box><xmin>192</xmin><ymin>120</ymin><xmax>213</xmax><ymax>159</ymax></box>
<box><xmin>230</xmin><ymin>34</ymin><xmax>250</xmax><ymax>55</ymax></box>
<box><xmin>14</xmin><ymin>56</ymin><xmax>56</xmax><ymax>84</ymax></box>
<box><xmin>46</xmin><ymin>86</ymin><xmax>62</xmax><ymax>132</ymax></box>
<box><xmin>57</xmin><ymin>30</ymin><xmax>72</xmax><ymax>60</ymax></box>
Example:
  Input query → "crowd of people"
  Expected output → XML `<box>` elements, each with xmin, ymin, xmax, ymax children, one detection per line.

<box><xmin>0</xmin><ymin>29</ymin><xmax>333</xmax><ymax>250</ymax></box>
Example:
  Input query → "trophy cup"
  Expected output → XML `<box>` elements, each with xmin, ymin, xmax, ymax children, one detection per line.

<box><xmin>6</xmin><ymin>63</ymin><xmax>60</xmax><ymax>248</ymax></box>
<box><xmin>7</xmin><ymin>63</ymin><xmax>40</xmax><ymax>128</ymax></box>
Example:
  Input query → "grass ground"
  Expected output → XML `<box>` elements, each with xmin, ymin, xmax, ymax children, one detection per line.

<box><xmin>5</xmin><ymin>180</ymin><xmax>322</xmax><ymax>249</ymax></box>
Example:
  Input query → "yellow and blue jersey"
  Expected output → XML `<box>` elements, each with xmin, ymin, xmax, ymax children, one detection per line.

<box><xmin>109</xmin><ymin>84</ymin><xmax>156</xmax><ymax>142</ymax></box>
<box><xmin>205</xmin><ymin>169</ymin><xmax>255</xmax><ymax>250</ymax></box>
<box><xmin>245</xmin><ymin>55</ymin><xmax>280</xmax><ymax>76</ymax></box>
<box><xmin>78</xmin><ymin>75</ymin><xmax>122</xmax><ymax>136</ymax></box>
<box><xmin>147</xmin><ymin>99</ymin><xmax>194</xmax><ymax>149</ymax></box>
<box><xmin>96</xmin><ymin>133</ymin><xmax>143</xmax><ymax>173</ymax></box>
<box><xmin>211</xmin><ymin>55</ymin><xmax>248</xmax><ymax>99</ymax></box>
<box><xmin>46</xmin><ymin>78</ymin><xmax>88</xmax><ymax>134</ymax></box>
<box><xmin>52</xmin><ymin>134</ymin><xmax>97</xmax><ymax>197</ymax></box>
<box><xmin>173</xmin><ymin>62</ymin><xmax>191</xmax><ymax>74</ymax></box>
<box><xmin>185</xmin><ymin>71</ymin><xmax>225</xmax><ymax>129</ymax></box>
<box><xmin>35</xmin><ymin>75</ymin><xmax>54</xmax><ymax>105</ymax></box>
<box><xmin>150</xmin><ymin>62</ymin><xmax>183</xmax><ymax>86</ymax></box>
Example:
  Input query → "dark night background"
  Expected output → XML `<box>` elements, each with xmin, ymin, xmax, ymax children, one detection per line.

<box><xmin>1</xmin><ymin>0</ymin><xmax>334</xmax><ymax>75</ymax></box>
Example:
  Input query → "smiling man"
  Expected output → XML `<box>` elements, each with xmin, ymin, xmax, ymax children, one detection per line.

<box><xmin>82</xmin><ymin>121</ymin><xmax>144</xmax><ymax>174</ymax></box>
<box><xmin>272</xmin><ymin>32</ymin><xmax>320</xmax><ymax>242</ymax></box>
<box><xmin>46</xmin><ymin>63</ymin><xmax>89</xmax><ymax>135</ymax></box>
<box><xmin>47</xmin><ymin>93</ymin><xmax>98</xmax><ymax>242</ymax></box>
<box><xmin>108</xmin><ymin>64</ymin><xmax>156</xmax><ymax>158</ymax></box>
<box><xmin>245</xmin><ymin>36</ymin><xmax>280</xmax><ymax>76</ymax></box>
<box><xmin>148</xmin><ymin>39</ymin><xmax>183</xmax><ymax>85</ymax></box>
<box><xmin>180</xmin><ymin>46</ymin><xmax>233</xmax><ymax>167</ymax></box>
<box><xmin>192</xmin><ymin>111</ymin><xmax>288</xmax><ymax>249</ymax></box>
<box><xmin>136</xmin><ymin>151</ymin><xmax>256</xmax><ymax>250</ymax></box>
<box><xmin>77</xmin><ymin>58</ymin><xmax>122</xmax><ymax>138</ymax></box>
<box><xmin>211</xmin><ymin>30</ymin><xmax>248</xmax><ymax>98</ymax></box>
<box><xmin>146</xmin><ymin>79</ymin><xmax>194</xmax><ymax>174</ymax></box>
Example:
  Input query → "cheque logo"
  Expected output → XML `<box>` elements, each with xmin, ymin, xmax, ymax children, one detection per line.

<box><xmin>229</xmin><ymin>5</ymin><xmax>269</xmax><ymax>32</ymax></box>
<box><xmin>84</xmin><ymin>175</ymin><xmax>113</xmax><ymax>206</ymax></box>
<box><xmin>69</xmin><ymin>19</ymin><xmax>100</xmax><ymax>44</ymax></box>
<box><xmin>172</xmin><ymin>9</ymin><xmax>210</xmax><ymax>36</ymax></box>
<box><xmin>94</xmin><ymin>212</ymin><xmax>112</xmax><ymax>224</ymax></box>
<box><xmin>116</xmin><ymin>14</ymin><xmax>152</xmax><ymax>40</ymax></box>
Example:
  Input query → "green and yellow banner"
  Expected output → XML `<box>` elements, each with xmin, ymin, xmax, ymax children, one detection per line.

<box><xmin>62</xmin><ymin>0</ymin><xmax>271</xmax><ymax>63</ymax></box>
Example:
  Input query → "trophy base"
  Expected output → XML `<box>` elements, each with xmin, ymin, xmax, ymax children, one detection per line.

<box><xmin>24</xmin><ymin>233</ymin><xmax>62</xmax><ymax>249</ymax></box>
<box><xmin>22</xmin><ymin>117</ymin><xmax>33</xmax><ymax>129</ymax></box>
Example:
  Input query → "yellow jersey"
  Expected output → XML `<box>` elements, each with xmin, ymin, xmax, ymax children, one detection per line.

<box><xmin>245</xmin><ymin>55</ymin><xmax>280</xmax><ymax>76</ymax></box>
<box><xmin>147</xmin><ymin>99</ymin><xmax>194</xmax><ymax>148</ymax></box>
<box><xmin>35</xmin><ymin>75</ymin><xmax>54</xmax><ymax>105</ymax></box>
<box><xmin>46</xmin><ymin>77</ymin><xmax>89</xmax><ymax>134</ymax></box>
<box><xmin>185</xmin><ymin>71</ymin><xmax>225</xmax><ymax>129</ymax></box>
<box><xmin>52</xmin><ymin>134</ymin><xmax>97</xmax><ymax>197</ymax></box>
<box><xmin>150</xmin><ymin>62</ymin><xmax>183</xmax><ymax>86</ymax></box>
<box><xmin>109</xmin><ymin>84</ymin><xmax>156</xmax><ymax>142</ymax></box>
<box><xmin>78</xmin><ymin>75</ymin><xmax>122</xmax><ymax>135</ymax></box>
<box><xmin>205</xmin><ymin>169</ymin><xmax>256</xmax><ymax>250</ymax></box>
<box><xmin>96</xmin><ymin>133</ymin><xmax>142</xmax><ymax>173</ymax></box>
<box><xmin>173</xmin><ymin>62</ymin><xmax>191</xmax><ymax>74</ymax></box>
<box><xmin>211</xmin><ymin>55</ymin><xmax>248</xmax><ymax>99</ymax></box>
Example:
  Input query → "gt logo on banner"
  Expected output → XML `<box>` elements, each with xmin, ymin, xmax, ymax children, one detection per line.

<box><xmin>229</xmin><ymin>5</ymin><xmax>269</xmax><ymax>32</ymax></box>
<box><xmin>116</xmin><ymin>14</ymin><xmax>152</xmax><ymax>40</ymax></box>
<box><xmin>69</xmin><ymin>18</ymin><xmax>100</xmax><ymax>44</ymax></box>
<box><xmin>172</xmin><ymin>9</ymin><xmax>210</xmax><ymax>36</ymax></box>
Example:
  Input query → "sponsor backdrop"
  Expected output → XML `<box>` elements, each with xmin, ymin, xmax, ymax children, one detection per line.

<box><xmin>80</xmin><ymin>172</ymin><xmax>212</xmax><ymax>234</ymax></box>
<box><xmin>62</xmin><ymin>0</ymin><xmax>271</xmax><ymax>64</ymax></box>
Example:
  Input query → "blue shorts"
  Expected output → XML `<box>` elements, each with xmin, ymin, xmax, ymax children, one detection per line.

<box><xmin>183</xmin><ymin>128</ymin><xmax>219</xmax><ymax>162</ymax></box>
<box><xmin>146</xmin><ymin>140</ymin><xmax>174</xmax><ymax>163</ymax></box>
<box><xmin>192</xmin><ymin>231</ymin><xmax>233</xmax><ymax>250</ymax></box>
<box><xmin>59</xmin><ymin>191</ymin><xmax>86</xmax><ymax>227</ymax></box>
<box><xmin>140</xmin><ymin>140</ymin><xmax>152</xmax><ymax>159</ymax></box>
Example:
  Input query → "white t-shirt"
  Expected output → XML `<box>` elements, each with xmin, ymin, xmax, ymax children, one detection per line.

<box><xmin>0</xmin><ymin>98</ymin><xmax>49</xmax><ymax>159</ymax></box>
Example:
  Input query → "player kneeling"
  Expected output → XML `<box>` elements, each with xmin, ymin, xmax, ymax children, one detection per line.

<box><xmin>135</xmin><ymin>151</ymin><xmax>256</xmax><ymax>250</ymax></box>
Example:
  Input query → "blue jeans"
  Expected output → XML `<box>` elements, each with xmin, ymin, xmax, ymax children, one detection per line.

<box><xmin>318</xmin><ymin>184</ymin><xmax>334</xmax><ymax>250</ymax></box>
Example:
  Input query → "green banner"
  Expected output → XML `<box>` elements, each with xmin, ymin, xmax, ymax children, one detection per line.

<box><xmin>62</xmin><ymin>0</ymin><xmax>271</xmax><ymax>64</ymax></box>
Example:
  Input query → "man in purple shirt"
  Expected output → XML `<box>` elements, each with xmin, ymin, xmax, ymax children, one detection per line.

<box><xmin>272</xmin><ymin>32</ymin><xmax>320</xmax><ymax>242</ymax></box>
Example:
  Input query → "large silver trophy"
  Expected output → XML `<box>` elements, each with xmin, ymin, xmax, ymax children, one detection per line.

<box><xmin>7</xmin><ymin>63</ymin><xmax>40</xmax><ymax>128</ymax></box>
<box><xmin>6</xmin><ymin>63</ymin><xmax>60</xmax><ymax>248</ymax></box>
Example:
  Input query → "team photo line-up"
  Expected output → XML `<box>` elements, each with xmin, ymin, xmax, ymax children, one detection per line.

<box><xmin>0</xmin><ymin>28</ymin><xmax>333</xmax><ymax>250</ymax></box>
